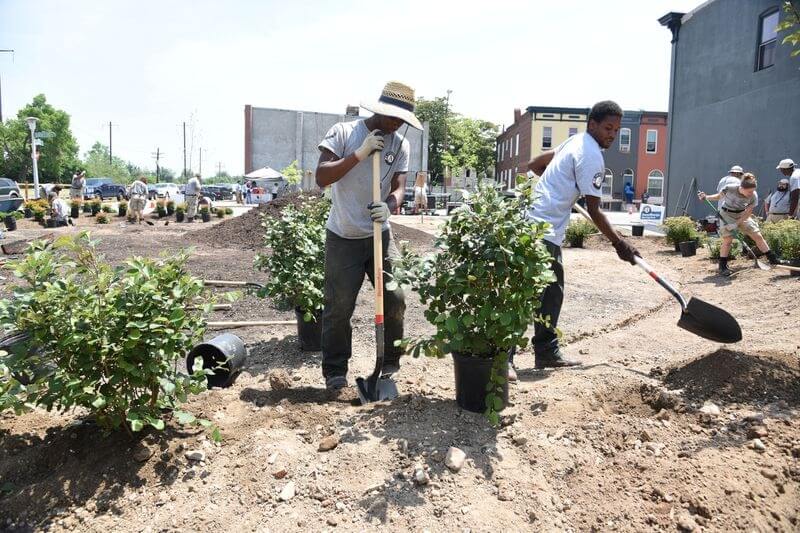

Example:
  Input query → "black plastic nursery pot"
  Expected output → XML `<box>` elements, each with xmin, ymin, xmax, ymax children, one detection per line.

<box><xmin>201</xmin><ymin>212</ymin><xmax>211</xmax><ymax>222</ymax></box>
<box><xmin>70</xmin><ymin>206</ymin><xmax>80</xmax><ymax>218</ymax></box>
<box><xmin>24</xmin><ymin>207</ymin><xmax>32</xmax><ymax>218</ymax></box>
<box><xmin>176</xmin><ymin>211</ymin><xmax>185</xmax><ymax>223</ymax></box>
<box><xmin>186</xmin><ymin>333</ymin><xmax>248</xmax><ymax>388</ymax></box>
<box><xmin>631</xmin><ymin>224</ymin><xmax>644</xmax><ymax>237</ymax></box>
<box><xmin>91</xmin><ymin>205</ymin><xmax>100</xmax><ymax>215</ymax></box>
<box><xmin>452</xmin><ymin>352</ymin><xmax>509</xmax><ymax>413</ymax></box>
<box><xmin>295</xmin><ymin>308</ymin><xmax>322</xmax><ymax>351</ymax></box>
<box><xmin>83</xmin><ymin>204</ymin><xmax>92</xmax><ymax>213</ymax></box>
<box><xmin>4</xmin><ymin>215</ymin><xmax>17</xmax><ymax>231</ymax></box>
<box><xmin>679</xmin><ymin>240</ymin><xmax>697</xmax><ymax>257</ymax></box>
<box><xmin>119</xmin><ymin>206</ymin><xmax>127</xmax><ymax>217</ymax></box>
<box><xmin>673</xmin><ymin>241</ymin><xmax>681</xmax><ymax>252</ymax></box>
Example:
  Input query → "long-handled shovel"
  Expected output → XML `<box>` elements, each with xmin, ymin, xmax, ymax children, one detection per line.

<box><xmin>356</xmin><ymin>152</ymin><xmax>399</xmax><ymax>404</ymax></box>
<box><xmin>573</xmin><ymin>203</ymin><xmax>742</xmax><ymax>343</ymax></box>
<box><xmin>701</xmin><ymin>198</ymin><xmax>770</xmax><ymax>271</ymax></box>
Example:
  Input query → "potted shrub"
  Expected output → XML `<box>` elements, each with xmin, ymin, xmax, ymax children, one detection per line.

<box><xmin>216</xmin><ymin>208</ymin><xmax>226</xmax><ymax>219</ymax></box>
<box><xmin>82</xmin><ymin>202</ymin><xmax>92</xmax><ymax>214</ymax></box>
<box><xmin>70</xmin><ymin>201</ymin><xmax>81</xmax><ymax>219</ymax></box>
<box><xmin>96</xmin><ymin>212</ymin><xmax>110</xmax><ymax>224</ymax></box>
<box><xmin>393</xmin><ymin>185</ymin><xmax>555</xmax><ymax>423</ymax></box>
<box><xmin>663</xmin><ymin>216</ymin><xmax>698</xmax><ymax>255</ymax></box>
<box><xmin>255</xmin><ymin>195</ymin><xmax>330</xmax><ymax>351</ymax></box>
<box><xmin>199</xmin><ymin>205</ymin><xmax>211</xmax><ymax>223</ymax></box>
<box><xmin>175</xmin><ymin>203</ymin><xmax>186</xmax><ymax>223</ymax></box>
<box><xmin>101</xmin><ymin>204</ymin><xmax>116</xmax><ymax>214</ymax></box>
<box><xmin>156</xmin><ymin>200</ymin><xmax>167</xmax><ymax>218</ymax></box>
<box><xmin>707</xmin><ymin>237</ymin><xmax>742</xmax><ymax>260</ymax></box>
<box><xmin>224</xmin><ymin>207</ymin><xmax>234</xmax><ymax>215</ymax></box>
<box><xmin>118</xmin><ymin>200</ymin><xmax>128</xmax><ymax>217</ymax></box>
<box><xmin>5</xmin><ymin>210</ymin><xmax>22</xmax><ymax>231</ymax></box>
<box><xmin>564</xmin><ymin>219</ymin><xmax>596</xmax><ymax>248</ymax></box>
<box><xmin>778</xmin><ymin>221</ymin><xmax>800</xmax><ymax>277</ymax></box>
<box><xmin>90</xmin><ymin>198</ymin><xmax>101</xmax><ymax>216</ymax></box>
<box><xmin>24</xmin><ymin>204</ymin><xmax>33</xmax><ymax>218</ymax></box>
<box><xmin>166</xmin><ymin>200</ymin><xmax>176</xmax><ymax>216</ymax></box>
<box><xmin>32</xmin><ymin>206</ymin><xmax>46</xmax><ymax>225</ymax></box>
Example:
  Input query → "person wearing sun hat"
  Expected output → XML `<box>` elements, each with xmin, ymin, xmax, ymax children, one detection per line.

<box><xmin>315</xmin><ymin>81</ymin><xmax>422</xmax><ymax>393</ymax></box>
<box><xmin>776</xmin><ymin>158</ymin><xmax>800</xmax><ymax>218</ymax></box>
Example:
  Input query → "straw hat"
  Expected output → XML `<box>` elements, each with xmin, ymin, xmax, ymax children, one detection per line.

<box><xmin>361</xmin><ymin>81</ymin><xmax>423</xmax><ymax>130</ymax></box>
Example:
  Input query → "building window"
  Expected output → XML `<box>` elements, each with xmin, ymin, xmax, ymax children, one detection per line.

<box><xmin>568</xmin><ymin>127</ymin><xmax>578</xmax><ymax>137</ymax></box>
<box><xmin>757</xmin><ymin>9</ymin><xmax>779</xmax><ymax>71</ymax></box>
<box><xmin>646</xmin><ymin>129</ymin><xmax>657</xmax><ymax>154</ymax></box>
<box><xmin>602</xmin><ymin>168</ymin><xmax>613</xmax><ymax>198</ymax></box>
<box><xmin>619</xmin><ymin>128</ymin><xmax>631</xmax><ymax>152</ymax></box>
<box><xmin>647</xmin><ymin>170</ymin><xmax>664</xmax><ymax>198</ymax></box>
<box><xmin>542</xmin><ymin>126</ymin><xmax>552</xmax><ymax>149</ymax></box>
<box><xmin>515</xmin><ymin>134</ymin><xmax>519</xmax><ymax>156</ymax></box>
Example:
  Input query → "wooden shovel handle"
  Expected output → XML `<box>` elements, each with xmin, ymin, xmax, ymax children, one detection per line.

<box><xmin>206</xmin><ymin>320</ymin><xmax>296</xmax><ymax>328</ymax></box>
<box><xmin>373</xmin><ymin>153</ymin><xmax>384</xmax><ymax>323</ymax></box>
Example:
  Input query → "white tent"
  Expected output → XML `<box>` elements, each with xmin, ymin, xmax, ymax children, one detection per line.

<box><xmin>244</xmin><ymin>167</ymin><xmax>284</xmax><ymax>179</ymax></box>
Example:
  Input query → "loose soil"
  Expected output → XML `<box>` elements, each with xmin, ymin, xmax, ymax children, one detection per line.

<box><xmin>0</xmin><ymin>213</ymin><xmax>798</xmax><ymax>532</ymax></box>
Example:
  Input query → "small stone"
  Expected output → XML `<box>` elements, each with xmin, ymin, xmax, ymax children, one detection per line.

<box><xmin>640</xmin><ymin>429</ymin><xmax>653</xmax><ymax>442</ymax></box>
<box><xmin>579</xmin><ymin>348</ymin><xmax>589</xmax><ymax>355</ymax></box>
<box><xmin>278</xmin><ymin>481</ymin><xmax>296</xmax><ymax>502</ymax></box>
<box><xmin>327</xmin><ymin>517</ymin><xmax>338</xmax><ymax>527</ymax></box>
<box><xmin>699</xmin><ymin>402</ymin><xmax>720</xmax><ymax>416</ymax></box>
<box><xmin>133</xmin><ymin>445</ymin><xmax>153</xmax><ymax>463</ymax></box>
<box><xmin>185</xmin><ymin>450</ymin><xmax>206</xmax><ymax>462</ymax></box>
<box><xmin>445</xmin><ymin>447</ymin><xmax>466</xmax><ymax>472</ymax></box>
<box><xmin>655</xmin><ymin>409</ymin><xmax>671</xmax><ymax>421</ymax></box>
<box><xmin>760</xmin><ymin>468</ymin><xmax>778</xmax><ymax>480</ymax></box>
<box><xmin>318</xmin><ymin>434</ymin><xmax>340</xmax><ymax>452</ymax></box>
<box><xmin>272</xmin><ymin>469</ymin><xmax>287</xmax><ymax>480</ymax></box>
<box><xmin>414</xmin><ymin>465</ymin><xmax>429</xmax><ymax>486</ymax></box>
<box><xmin>689</xmin><ymin>424</ymin><xmax>704</xmax><ymax>434</ymax></box>
<box><xmin>267</xmin><ymin>452</ymin><xmax>278</xmax><ymax>464</ymax></box>
<box><xmin>747</xmin><ymin>425</ymin><xmax>768</xmax><ymax>439</ymax></box>
<box><xmin>335</xmin><ymin>501</ymin><xmax>346</xmax><ymax>512</ymax></box>
<box><xmin>512</xmin><ymin>434</ymin><xmax>529</xmax><ymax>446</ymax></box>
<box><xmin>497</xmin><ymin>484</ymin><xmax>515</xmax><ymax>501</ymax></box>
<box><xmin>677</xmin><ymin>512</ymin><xmax>699</xmax><ymax>532</ymax></box>
<box><xmin>268</xmin><ymin>370</ymin><xmax>292</xmax><ymax>391</ymax></box>
<box><xmin>750</xmin><ymin>439</ymin><xmax>767</xmax><ymax>451</ymax></box>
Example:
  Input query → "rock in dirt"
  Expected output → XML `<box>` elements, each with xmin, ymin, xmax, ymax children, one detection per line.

<box><xmin>268</xmin><ymin>370</ymin><xmax>293</xmax><ymax>391</ymax></box>
<box><xmin>414</xmin><ymin>464</ymin><xmax>430</xmax><ymax>486</ymax></box>
<box><xmin>750</xmin><ymin>439</ymin><xmax>767</xmax><ymax>451</ymax></box>
<box><xmin>640</xmin><ymin>429</ymin><xmax>653</xmax><ymax>442</ymax></box>
<box><xmin>318</xmin><ymin>434</ymin><xmax>340</xmax><ymax>452</ymax></box>
<box><xmin>655</xmin><ymin>409</ymin><xmax>671</xmax><ymax>421</ymax></box>
<box><xmin>272</xmin><ymin>469</ymin><xmax>288</xmax><ymax>480</ymax></box>
<box><xmin>747</xmin><ymin>425</ymin><xmax>768</xmax><ymax>439</ymax></box>
<box><xmin>133</xmin><ymin>444</ymin><xmax>154</xmax><ymax>463</ymax></box>
<box><xmin>445</xmin><ymin>447</ymin><xmax>466</xmax><ymax>472</ymax></box>
<box><xmin>185</xmin><ymin>450</ymin><xmax>206</xmax><ymax>462</ymax></box>
<box><xmin>677</xmin><ymin>512</ymin><xmax>700</xmax><ymax>532</ymax></box>
<box><xmin>278</xmin><ymin>481</ymin><xmax>296</xmax><ymax>501</ymax></box>
<box><xmin>699</xmin><ymin>401</ymin><xmax>721</xmax><ymax>416</ymax></box>
<box><xmin>760</xmin><ymin>468</ymin><xmax>778</xmax><ymax>480</ymax></box>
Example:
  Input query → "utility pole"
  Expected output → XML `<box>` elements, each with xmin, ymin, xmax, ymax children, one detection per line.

<box><xmin>182</xmin><ymin>122</ymin><xmax>187</xmax><ymax>178</ymax></box>
<box><xmin>217</xmin><ymin>162</ymin><xmax>222</xmax><ymax>176</ymax></box>
<box><xmin>108</xmin><ymin>121</ymin><xmax>113</xmax><ymax>164</ymax></box>
<box><xmin>0</xmin><ymin>49</ymin><xmax>14</xmax><ymax>123</ymax></box>
<box><xmin>199</xmin><ymin>147</ymin><xmax>202</xmax><ymax>177</ymax></box>
<box><xmin>152</xmin><ymin>148</ymin><xmax>161</xmax><ymax>183</ymax></box>
<box><xmin>443</xmin><ymin>89</ymin><xmax>452</xmax><ymax>197</ymax></box>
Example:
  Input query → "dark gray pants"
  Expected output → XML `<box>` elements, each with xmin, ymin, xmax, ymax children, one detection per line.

<box><xmin>321</xmin><ymin>229</ymin><xmax>405</xmax><ymax>379</ymax></box>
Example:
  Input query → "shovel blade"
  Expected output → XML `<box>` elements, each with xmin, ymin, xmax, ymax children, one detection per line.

<box><xmin>678</xmin><ymin>297</ymin><xmax>742</xmax><ymax>344</ymax></box>
<box><xmin>355</xmin><ymin>375</ymin><xmax>399</xmax><ymax>404</ymax></box>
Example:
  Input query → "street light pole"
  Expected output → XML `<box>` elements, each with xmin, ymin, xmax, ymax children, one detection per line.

<box><xmin>25</xmin><ymin>117</ymin><xmax>40</xmax><ymax>199</ymax></box>
<box><xmin>443</xmin><ymin>89</ymin><xmax>452</xmax><ymax>197</ymax></box>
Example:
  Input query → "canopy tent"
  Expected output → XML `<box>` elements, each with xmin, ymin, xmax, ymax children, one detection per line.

<box><xmin>244</xmin><ymin>167</ymin><xmax>284</xmax><ymax>179</ymax></box>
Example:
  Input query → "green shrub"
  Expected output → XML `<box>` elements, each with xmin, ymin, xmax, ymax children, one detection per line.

<box><xmin>254</xmin><ymin>196</ymin><xmax>330</xmax><ymax>321</ymax></box>
<box><xmin>392</xmin><ymin>184</ymin><xmax>555</xmax><ymax>425</ymax></box>
<box><xmin>663</xmin><ymin>216</ymin><xmax>698</xmax><ymax>245</ymax></box>
<box><xmin>0</xmin><ymin>233</ymin><xmax>219</xmax><ymax>439</ymax></box>
<box><xmin>564</xmin><ymin>219</ymin><xmax>596</xmax><ymax>248</ymax></box>
<box><xmin>101</xmin><ymin>204</ymin><xmax>116</xmax><ymax>214</ymax></box>
<box><xmin>199</xmin><ymin>205</ymin><xmax>210</xmax><ymax>214</ymax></box>
<box><xmin>216</xmin><ymin>208</ymin><xmax>225</xmax><ymax>219</ymax></box>
<box><xmin>166</xmin><ymin>200</ymin><xmax>176</xmax><ymax>215</ymax></box>
<box><xmin>707</xmin><ymin>238</ymin><xmax>742</xmax><ymax>259</ymax></box>
<box><xmin>96</xmin><ymin>212</ymin><xmax>111</xmax><ymax>224</ymax></box>
<box><xmin>156</xmin><ymin>200</ymin><xmax>167</xmax><ymax>216</ymax></box>
<box><xmin>778</xmin><ymin>221</ymin><xmax>800</xmax><ymax>260</ymax></box>
<box><xmin>224</xmin><ymin>207</ymin><xmax>234</xmax><ymax>215</ymax></box>
<box><xmin>0</xmin><ymin>211</ymin><xmax>23</xmax><ymax>220</ymax></box>
<box><xmin>175</xmin><ymin>203</ymin><xmax>187</xmax><ymax>214</ymax></box>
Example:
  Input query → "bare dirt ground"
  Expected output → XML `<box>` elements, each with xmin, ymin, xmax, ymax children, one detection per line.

<box><xmin>0</xmin><ymin>211</ymin><xmax>798</xmax><ymax>533</ymax></box>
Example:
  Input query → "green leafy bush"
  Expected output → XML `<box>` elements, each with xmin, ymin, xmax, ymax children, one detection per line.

<box><xmin>216</xmin><ymin>208</ymin><xmax>225</xmax><ymax>219</ymax></box>
<box><xmin>564</xmin><ymin>219</ymin><xmax>596</xmax><ymax>248</ymax></box>
<box><xmin>0</xmin><ymin>211</ymin><xmax>24</xmax><ymax>220</ymax></box>
<box><xmin>156</xmin><ymin>200</ymin><xmax>167</xmax><ymax>217</ymax></box>
<box><xmin>199</xmin><ymin>205</ymin><xmax>210</xmax><ymax>214</ymax></box>
<box><xmin>96</xmin><ymin>212</ymin><xmax>111</xmax><ymax>224</ymax></box>
<box><xmin>392</xmin><ymin>184</ymin><xmax>555</xmax><ymax>425</ymax></box>
<box><xmin>663</xmin><ymin>216</ymin><xmax>698</xmax><ymax>245</ymax></box>
<box><xmin>175</xmin><ymin>203</ymin><xmax>187</xmax><ymax>214</ymax></box>
<box><xmin>0</xmin><ymin>233</ymin><xmax>218</xmax><ymax>438</ymax></box>
<box><xmin>166</xmin><ymin>200</ymin><xmax>176</xmax><ymax>215</ymax></box>
<box><xmin>254</xmin><ymin>196</ymin><xmax>330</xmax><ymax>321</ymax></box>
<box><xmin>778</xmin><ymin>220</ymin><xmax>800</xmax><ymax>260</ymax></box>
<box><xmin>707</xmin><ymin>237</ymin><xmax>742</xmax><ymax>259</ymax></box>
<box><xmin>101</xmin><ymin>204</ymin><xmax>116</xmax><ymax>214</ymax></box>
<box><xmin>224</xmin><ymin>207</ymin><xmax>233</xmax><ymax>215</ymax></box>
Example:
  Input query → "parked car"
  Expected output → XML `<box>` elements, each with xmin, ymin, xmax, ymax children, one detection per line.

<box><xmin>94</xmin><ymin>182</ymin><xmax>129</xmax><ymax>201</ymax></box>
<box><xmin>84</xmin><ymin>177</ymin><xmax>114</xmax><ymax>199</ymax></box>
<box><xmin>201</xmin><ymin>186</ymin><xmax>230</xmax><ymax>201</ymax></box>
<box><xmin>0</xmin><ymin>177</ymin><xmax>22</xmax><ymax>201</ymax></box>
<box><xmin>151</xmin><ymin>182</ymin><xmax>180</xmax><ymax>199</ymax></box>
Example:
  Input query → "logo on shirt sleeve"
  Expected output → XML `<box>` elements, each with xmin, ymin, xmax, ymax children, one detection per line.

<box><xmin>384</xmin><ymin>152</ymin><xmax>395</xmax><ymax>165</ymax></box>
<box><xmin>592</xmin><ymin>172</ymin><xmax>603</xmax><ymax>189</ymax></box>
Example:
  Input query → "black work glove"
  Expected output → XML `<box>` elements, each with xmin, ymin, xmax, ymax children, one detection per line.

<box><xmin>613</xmin><ymin>239</ymin><xmax>641</xmax><ymax>265</ymax></box>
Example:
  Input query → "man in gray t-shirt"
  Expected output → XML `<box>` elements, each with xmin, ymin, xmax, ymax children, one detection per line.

<box><xmin>315</xmin><ymin>81</ymin><xmax>422</xmax><ymax>392</ymax></box>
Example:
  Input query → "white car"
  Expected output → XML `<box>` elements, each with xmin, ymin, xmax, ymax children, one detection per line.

<box><xmin>151</xmin><ymin>182</ymin><xmax>180</xmax><ymax>199</ymax></box>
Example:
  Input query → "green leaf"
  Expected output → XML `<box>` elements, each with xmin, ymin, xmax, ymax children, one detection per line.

<box><xmin>211</xmin><ymin>427</ymin><xmax>222</xmax><ymax>442</ymax></box>
<box><xmin>91</xmin><ymin>396</ymin><xmax>107</xmax><ymax>409</ymax></box>
<box><xmin>130</xmin><ymin>419</ymin><xmax>144</xmax><ymax>432</ymax></box>
<box><xmin>148</xmin><ymin>418</ymin><xmax>165</xmax><ymax>431</ymax></box>
<box><xmin>174</xmin><ymin>410</ymin><xmax>197</xmax><ymax>425</ymax></box>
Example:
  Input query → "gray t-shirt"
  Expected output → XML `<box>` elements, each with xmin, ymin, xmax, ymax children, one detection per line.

<box><xmin>720</xmin><ymin>184</ymin><xmax>757</xmax><ymax>211</ymax></box>
<box><xmin>527</xmin><ymin>132</ymin><xmax>604</xmax><ymax>246</ymax></box>
<box><xmin>767</xmin><ymin>189</ymin><xmax>791</xmax><ymax>214</ymax></box>
<box><xmin>318</xmin><ymin>120</ymin><xmax>409</xmax><ymax>239</ymax></box>
<box><xmin>717</xmin><ymin>175</ymin><xmax>740</xmax><ymax>209</ymax></box>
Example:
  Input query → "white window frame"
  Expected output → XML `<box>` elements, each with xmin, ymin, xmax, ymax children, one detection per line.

<box><xmin>757</xmin><ymin>9</ymin><xmax>779</xmax><ymax>71</ymax></box>
<box><xmin>500</xmin><ymin>141</ymin><xmax>504</xmax><ymax>162</ymax></box>
<box><xmin>622</xmin><ymin>169</ymin><xmax>634</xmax><ymax>189</ymax></box>
<box><xmin>568</xmin><ymin>127</ymin><xmax>578</xmax><ymax>137</ymax></box>
<box><xmin>602</xmin><ymin>168</ymin><xmax>613</xmax><ymax>198</ymax></box>
<box><xmin>542</xmin><ymin>126</ymin><xmax>552</xmax><ymax>149</ymax></box>
<box><xmin>619</xmin><ymin>128</ymin><xmax>631</xmax><ymax>153</ymax></box>
<box><xmin>515</xmin><ymin>134</ymin><xmax>519</xmax><ymax>156</ymax></box>
<box><xmin>647</xmin><ymin>170</ymin><xmax>664</xmax><ymax>200</ymax></box>
<box><xmin>646</xmin><ymin>129</ymin><xmax>658</xmax><ymax>154</ymax></box>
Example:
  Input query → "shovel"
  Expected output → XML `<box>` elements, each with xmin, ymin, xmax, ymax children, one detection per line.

<box><xmin>573</xmin><ymin>203</ymin><xmax>742</xmax><ymax>343</ymax></box>
<box><xmin>701</xmin><ymin>198</ymin><xmax>770</xmax><ymax>271</ymax></box>
<box><xmin>356</xmin><ymin>152</ymin><xmax>399</xmax><ymax>404</ymax></box>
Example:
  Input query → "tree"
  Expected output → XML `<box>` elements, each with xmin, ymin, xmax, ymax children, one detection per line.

<box><xmin>415</xmin><ymin>97</ymin><xmax>448</xmax><ymax>182</ymax></box>
<box><xmin>281</xmin><ymin>160</ymin><xmax>302</xmax><ymax>186</ymax></box>
<box><xmin>0</xmin><ymin>94</ymin><xmax>79</xmax><ymax>183</ymax></box>
<box><xmin>441</xmin><ymin>117</ymin><xmax>499</xmax><ymax>179</ymax></box>
<box><xmin>82</xmin><ymin>142</ymin><xmax>132</xmax><ymax>182</ymax></box>
<box><xmin>777</xmin><ymin>1</ymin><xmax>800</xmax><ymax>57</ymax></box>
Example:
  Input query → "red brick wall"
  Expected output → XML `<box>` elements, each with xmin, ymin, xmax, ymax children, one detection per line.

<box><xmin>496</xmin><ymin>111</ymin><xmax>532</xmax><ymax>189</ymax></box>
<box><xmin>636</xmin><ymin>114</ymin><xmax>668</xmax><ymax>198</ymax></box>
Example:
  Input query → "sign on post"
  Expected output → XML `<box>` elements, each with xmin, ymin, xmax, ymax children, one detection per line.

<box><xmin>638</xmin><ymin>203</ymin><xmax>665</xmax><ymax>224</ymax></box>
<box><xmin>34</xmin><ymin>131</ymin><xmax>55</xmax><ymax>139</ymax></box>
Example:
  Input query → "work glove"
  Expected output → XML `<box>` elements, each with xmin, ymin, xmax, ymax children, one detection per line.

<box><xmin>368</xmin><ymin>202</ymin><xmax>390</xmax><ymax>223</ymax></box>
<box><xmin>723</xmin><ymin>223</ymin><xmax>737</xmax><ymax>232</ymax></box>
<box><xmin>613</xmin><ymin>239</ymin><xmax>641</xmax><ymax>265</ymax></box>
<box><xmin>354</xmin><ymin>130</ymin><xmax>384</xmax><ymax>161</ymax></box>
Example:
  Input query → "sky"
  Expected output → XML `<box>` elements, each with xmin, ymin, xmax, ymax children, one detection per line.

<box><xmin>0</xmin><ymin>0</ymin><xmax>703</xmax><ymax>177</ymax></box>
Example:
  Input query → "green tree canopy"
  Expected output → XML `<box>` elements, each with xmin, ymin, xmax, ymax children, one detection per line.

<box><xmin>82</xmin><ymin>142</ymin><xmax>132</xmax><ymax>183</ymax></box>
<box><xmin>0</xmin><ymin>94</ymin><xmax>79</xmax><ymax>183</ymax></box>
<box><xmin>281</xmin><ymin>160</ymin><xmax>302</xmax><ymax>186</ymax></box>
<box><xmin>415</xmin><ymin>97</ymin><xmax>448</xmax><ymax>181</ymax></box>
<box><xmin>777</xmin><ymin>1</ymin><xmax>800</xmax><ymax>57</ymax></box>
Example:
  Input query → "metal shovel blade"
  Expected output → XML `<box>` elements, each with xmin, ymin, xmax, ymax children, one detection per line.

<box><xmin>355</xmin><ymin>375</ymin><xmax>399</xmax><ymax>404</ymax></box>
<box><xmin>677</xmin><ymin>297</ymin><xmax>742</xmax><ymax>343</ymax></box>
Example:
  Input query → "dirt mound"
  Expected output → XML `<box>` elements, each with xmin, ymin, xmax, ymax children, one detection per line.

<box><xmin>663</xmin><ymin>349</ymin><xmax>800</xmax><ymax>406</ymax></box>
<box><xmin>193</xmin><ymin>191</ymin><xmax>322</xmax><ymax>250</ymax></box>
<box><xmin>391</xmin><ymin>223</ymin><xmax>436</xmax><ymax>254</ymax></box>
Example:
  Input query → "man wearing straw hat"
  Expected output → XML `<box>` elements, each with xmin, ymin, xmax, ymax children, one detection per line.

<box><xmin>315</xmin><ymin>81</ymin><xmax>423</xmax><ymax>392</ymax></box>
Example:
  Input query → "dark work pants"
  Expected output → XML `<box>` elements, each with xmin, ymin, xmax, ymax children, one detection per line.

<box><xmin>321</xmin><ymin>229</ymin><xmax>406</xmax><ymax>379</ymax></box>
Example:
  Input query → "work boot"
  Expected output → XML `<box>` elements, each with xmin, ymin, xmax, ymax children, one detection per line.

<box><xmin>718</xmin><ymin>257</ymin><xmax>732</xmax><ymax>277</ymax></box>
<box><xmin>534</xmin><ymin>351</ymin><xmax>582</xmax><ymax>369</ymax></box>
<box><xmin>766</xmin><ymin>251</ymin><xmax>780</xmax><ymax>265</ymax></box>
<box><xmin>325</xmin><ymin>375</ymin><xmax>347</xmax><ymax>391</ymax></box>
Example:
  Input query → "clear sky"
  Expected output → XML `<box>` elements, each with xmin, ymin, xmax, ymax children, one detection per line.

<box><xmin>0</xmin><ymin>0</ymin><xmax>702</xmax><ymax>177</ymax></box>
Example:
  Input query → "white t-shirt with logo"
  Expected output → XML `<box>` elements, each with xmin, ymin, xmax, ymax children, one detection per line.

<box><xmin>318</xmin><ymin>120</ymin><xmax>409</xmax><ymax>239</ymax></box>
<box><xmin>527</xmin><ymin>132</ymin><xmax>604</xmax><ymax>246</ymax></box>
<box><xmin>790</xmin><ymin>168</ymin><xmax>800</xmax><ymax>193</ymax></box>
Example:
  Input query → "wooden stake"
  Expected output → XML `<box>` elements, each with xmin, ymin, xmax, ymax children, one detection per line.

<box><xmin>206</xmin><ymin>320</ymin><xmax>296</xmax><ymax>328</ymax></box>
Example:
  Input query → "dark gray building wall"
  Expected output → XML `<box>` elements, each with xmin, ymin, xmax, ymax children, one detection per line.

<box><xmin>663</xmin><ymin>0</ymin><xmax>800</xmax><ymax>218</ymax></box>
<box><xmin>604</xmin><ymin>111</ymin><xmax>641</xmax><ymax>197</ymax></box>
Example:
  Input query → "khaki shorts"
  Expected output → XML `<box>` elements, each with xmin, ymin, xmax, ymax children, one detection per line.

<box><xmin>129</xmin><ymin>196</ymin><xmax>146</xmax><ymax>213</ymax></box>
<box><xmin>719</xmin><ymin>212</ymin><xmax>760</xmax><ymax>238</ymax></box>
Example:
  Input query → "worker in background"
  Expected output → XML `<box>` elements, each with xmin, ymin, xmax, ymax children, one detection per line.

<box><xmin>70</xmin><ymin>170</ymin><xmax>86</xmax><ymax>204</ymax></box>
<box><xmin>776</xmin><ymin>159</ymin><xmax>800</xmax><ymax>219</ymax></box>
<box><xmin>48</xmin><ymin>186</ymin><xmax>71</xmax><ymax>227</ymax></box>
<box><xmin>716</xmin><ymin>165</ymin><xmax>744</xmax><ymax>209</ymax></box>
<box><xmin>765</xmin><ymin>178</ymin><xmax>792</xmax><ymax>223</ymax></box>
<box><xmin>185</xmin><ymin>173</ymin><xmax>202</xmax><ymax>221</ymax></box>
<box><xmin>129</xmin><ymin>176</ymin><xmax>148</xmax><ymax>224</ymax></box>
<box><xmin>623</xmin><ymin>181</ymin><xmax>634</xmax><ymax>208</ymax></box>
<box><xmin>414</xmin><ymin>171</ymin><xmax>428</xmax><ymax>215</ymax></box>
